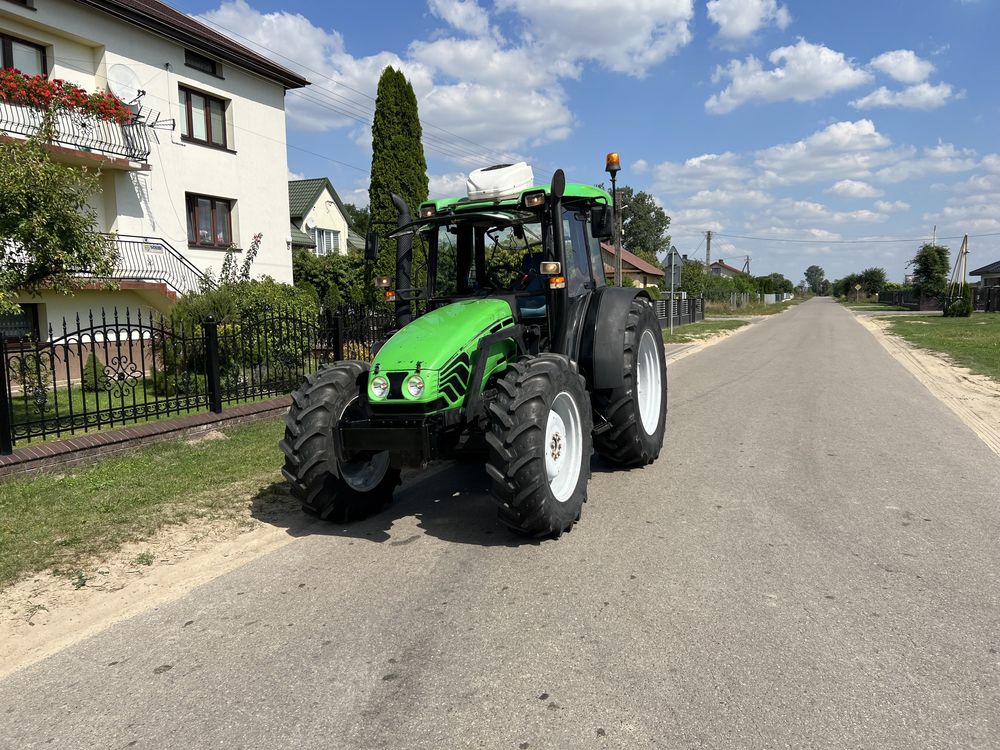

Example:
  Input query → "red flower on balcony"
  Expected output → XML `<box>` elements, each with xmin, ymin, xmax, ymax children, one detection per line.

<box><xmin>0</xmin><ymin>69</ymin><xmax>132</xmax><ymax>125</ymax></box>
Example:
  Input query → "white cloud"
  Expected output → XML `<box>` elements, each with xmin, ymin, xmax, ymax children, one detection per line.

<box><xmin>851</xmin><ymin>82</ymin><xmax>958</xmax><ymax>110</ymax></box>
<box><xmin>827</xmin><ymin>179</ymin><xmax>882</xmax><ymax>198</ymax></box>
<box><xmin>428</xmin><ymin>172</ymin><xmax>470</xmax><ymax>198</ymax></box>
<box><xmin>874</xmin><ymin>200</ymin><xmax>911</xmax><ymax>212</ymax></box>
<box><xmin>685</xmin><ymin>188</ymin><xmax>771</xmax><ymax>207</ymax></box>
<box><xmin>288</xmin><ymin>169</ymin><xmax>306</xmax><ymax>181</ymax></box>
<box><xmin>873</xmin><ymin>142</ymin><xmax>978</xmax><ymax>183</ymax></box>
<box><xmin>832</xmin><ymin>209</ymin><xmax>886</xmax><ymax>223</ymax></box>
<box><xmin>706</xmin><ymin>39</ymin><xmax>872</xmax><ymax>113</ymax></box>
<box><xmin>869</xmin><ymin>50</ymin><xmax>934</xmax><ymax>83</ymax></box>
<box><xmin>754</xmin><ymin>120</ymin><xmax>898</xmax><ymax>186</ymax></box>
<box><xmin>495</xmin><ymin>0</ymin><xmax>695</xmax><ymax>76</ymax></box>
<box><xmin>632</xmin><ymin>159</ymin><xmax>649</xmax><ymax>174</ymax></box>
<box><xmin>428</xmin><ymin>0</ymin><xmax>493</xmax><ymax>37</ymax></box>
<box><xmin>706</xmin><ymin>0</ymin><xmax>791</xmax><ymax>41</ymax></box>
<box><xmin>650</xmin><ymin>151</ymin><xmax>752</xmax><ymax>194</ymax></box>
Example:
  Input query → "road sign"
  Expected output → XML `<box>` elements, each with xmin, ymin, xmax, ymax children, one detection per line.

<box><xmin>854</xmin><ymin>284</ymin><xmax>862</xmax><ymax>290</ymax></box>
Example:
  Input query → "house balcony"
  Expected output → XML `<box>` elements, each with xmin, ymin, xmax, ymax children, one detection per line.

<box><xmin>0</xmin><ymin>99</ymin><xmax>151</xmax><ymax>168</ymax></box>
<box><xmin>77</xmin><ymin>235</ymin><xmax>209</xmax><ymax>300</ymax></box>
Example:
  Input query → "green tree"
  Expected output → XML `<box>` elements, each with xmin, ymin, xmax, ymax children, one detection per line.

<box><xmin>596</xmin><ymin>184</ymin><xmax>671</xmax><ymax>266</ymax></box>
<box><xmin>859</xmin><ymin>267</ymin><xmax>887</xmax><ymax>296</ymax></box>
<box><xmin>292</xmin><ymin>249</ymin><xmax>367</xmax><ymax>308</ymax></box>
<box><xmin>369</xmin><ymin>67</ymin><xmax>428</xmax><ymax>282</ymax></box>
<box><xmin>0</xmin><ymin>111</ymin><xmax>116</xmax><ymax>313</ymax></box>
<box><xmin>680</xmin><ymin>258</ymin><xmax>707</xmax><ymax>296</ymax></box>
<box><xmin>342</xmin><ymin>203</ymin><xmax>370</xmax><ymax>236</ymax></box>
<box><xmin>804</xmin><ymin>265</ymin><xmax>826</xmax><ymax>295</ymax></box>
<box><xmin>908</xmin><ymin>244</ymin><xmax>950</xmax><ymax>300</ymax></box>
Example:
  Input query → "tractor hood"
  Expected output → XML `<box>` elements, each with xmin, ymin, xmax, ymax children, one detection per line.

<box><xmin>373</xmin><ymin>298</ymin><xmax>514</xmax><ymax>373</ymax></box>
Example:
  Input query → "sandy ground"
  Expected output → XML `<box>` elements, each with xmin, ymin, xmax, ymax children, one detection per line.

<box><xmin>0</xmin><ymin>472</ymin><xmax>306</xmax><ymax>679</ymax></box>
<box><xmin>856</xmin><ymin>315</ymin><xmax>1000</xmax><ymax>456</ymax></box>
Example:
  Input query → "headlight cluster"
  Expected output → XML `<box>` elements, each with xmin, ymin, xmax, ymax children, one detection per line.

<box><xmin>370</xmin><ymin>373</ymin><xmax>426</xmax><ymax>399</ymax></box>
<box><xmin>407</xmin><ymin>375</ymin><xmax>424</xmax><ymax>397</ymax></box>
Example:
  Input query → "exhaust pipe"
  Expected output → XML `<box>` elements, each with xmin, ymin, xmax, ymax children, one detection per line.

<box><xmin>391</xmin><ymin>193</ymin><xmax>412</xmax><ymax>328</ymax></box>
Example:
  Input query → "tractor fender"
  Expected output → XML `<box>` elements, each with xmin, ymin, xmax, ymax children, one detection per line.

<box><xmin>580</xmin><ymin>286</ymin><xmax>650</xmax><ymax>389</ymax></box>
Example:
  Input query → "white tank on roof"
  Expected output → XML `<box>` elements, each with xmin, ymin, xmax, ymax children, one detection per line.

<box><xmin>466</xmin><ymin>162</ymin><xmax>534</xmax><ymax>201</ymax></box>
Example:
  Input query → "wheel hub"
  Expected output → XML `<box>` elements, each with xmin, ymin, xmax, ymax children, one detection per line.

<box><xmin>549</xmin><ymin>432</ymin><xmax>563</xmax><ymax>462</ymax></box>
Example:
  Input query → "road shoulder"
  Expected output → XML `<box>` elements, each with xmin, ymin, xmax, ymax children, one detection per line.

<box><xmin>854</xmin><ymin>314</ymin><xmax>1000</xmax><ymax>456</ymax></box>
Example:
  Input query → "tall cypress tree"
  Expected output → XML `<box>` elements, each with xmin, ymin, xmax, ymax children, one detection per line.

<box><xmin>368</xmin><ymin>67</ymin><xmax>428</xmax><ymax>280</ymax></box>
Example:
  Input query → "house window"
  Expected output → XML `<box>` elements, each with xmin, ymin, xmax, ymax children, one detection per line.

<box><xmin>0</xmin><ymin>303</ymin><xmax>40</xmax><ymax>342</ymax></box>
<box><xmin>180</xmin><ymin>87</ymin><xmax>227</xmax><ymax>148</ymax></box>
<box><xmin>184</xmin><ymin>49</ymin><xmax>222</xmax><ymax>78</ymax></box>
<box><xmin>313</xmin><ymin>229</ymin><xmax>340</xmax><ymax>256</ymax></box>
<box><xmin>186</xmin><ymin>194</ymin><xmax>233</xmax><ymax>248</ymax></box>
<box><xmin>1</xmin><ymin>32</ymin><xmax>46</xmax><ymax>76</ymax></box>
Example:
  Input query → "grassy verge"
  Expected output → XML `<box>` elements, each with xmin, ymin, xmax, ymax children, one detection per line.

<box><xmin>663</xmin><ymin>319</ymin><xmax>749</xmax><ymax>344</ymax></box>
<box><xmin>841</xmin><ymin>302</ymin><xmax>909</xmax><ymax>311</ymax></box>
<box><xmin>706</xmin><ymin>299</ymin><xmax>800</xmax><ymax>317</ymax></box>
<box><xmin>0</xmin><ymin>418</ymin><xmax>287</xmax><ymax>588</ymax></box>
<box><xmin>884</xmin><ymin>314</ymin><xmax>1000</xmax><ymax>382</ymax></box>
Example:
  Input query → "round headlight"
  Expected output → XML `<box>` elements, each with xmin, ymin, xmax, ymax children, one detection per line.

<box><xmin>371</xmin><ymin>376</ymin><xmax>389</xmax><ymax>398</ymax></box>
<box><xmin>407</xmin><ymin>374</ymin><xmax>425</xmax><ymax>397</ymax></box>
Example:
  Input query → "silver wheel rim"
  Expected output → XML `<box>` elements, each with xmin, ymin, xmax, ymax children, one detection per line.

<box><xmin>636</xmin><ymin>329</ymin><xmax>662</xmax><ymax>435</ymax></box>
<box><xmin>339</xmin><ymin>397</ymin><xmax>390</xmax><ymax>492</ymax></box>
<box><xmin>544</xmin><ymin>391</ymin><xmax>583</xmax><ymax>503</ymax></box>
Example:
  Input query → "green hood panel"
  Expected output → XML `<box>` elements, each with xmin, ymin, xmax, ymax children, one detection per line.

<box><xmin>368</xmin><ymin>298</ymin><xmax>516</xmax><ymax>411</ymax></box>
<box><xmin>373</xmin><ymin>298</ymin><xmax>514</xmax><ymax>371</ymax></box>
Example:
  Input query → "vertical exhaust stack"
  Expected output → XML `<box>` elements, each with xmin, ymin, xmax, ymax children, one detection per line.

<box><xmin>391</xmin><ymin>193</ymin><xmax>413</xmax><ymax>329</ymax></box>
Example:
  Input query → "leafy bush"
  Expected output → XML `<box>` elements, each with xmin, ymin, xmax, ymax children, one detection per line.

<box><xmin>81</xmin><ymin>352</ymin><xmax>105</xmax><ymax>392</ymax></box>
<box><xmin>150</xmin><ymin>372</ymin><xmax>207</xmax><ymax>397</ymax></box>
<box><xmin>292</xmin><ymin>249</ymin><xmax>368</xmax><ymax>308</ymax></box>
<box><xmin>643</xmin><ymin>284</ymin><xmax>661</xmax><ymax>300</ymax></box>
<box><xmin>943</xmin><ymin>285</ymin><xmax>973</xmax><ymax>318</ymax></box>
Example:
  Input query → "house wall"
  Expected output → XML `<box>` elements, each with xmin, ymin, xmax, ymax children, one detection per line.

<box><xmin>1</xmin><ymin>0</ymin><xmax>294</xmax><ymax>286</ymax></box>
<box><xmin>299</xmin><ymin>187</ymin><xmax>349</xmax><ymax>256</ymax></box>
<box><xmin>14</xmin><ymin>289</ymin><xmax>169</xmax><ymax>336</ymax></box>
<box><xmin>980</xmin><ymin>273</ymin><xmax>1000</xmax><ymax>286</ymax></box>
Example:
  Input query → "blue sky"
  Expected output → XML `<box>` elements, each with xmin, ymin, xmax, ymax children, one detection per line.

<box><xmin>174</xmin><ymin>0</ymin><xmax>998</xmax><ymax>284</ymax></box>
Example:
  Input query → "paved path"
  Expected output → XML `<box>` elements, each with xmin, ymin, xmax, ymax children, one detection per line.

<box><xmin>3</xmin><ymin>298</ymin><xmax>999</xmax><ymax>749</ymax></box>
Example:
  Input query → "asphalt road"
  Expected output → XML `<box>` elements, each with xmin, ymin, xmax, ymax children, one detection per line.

<box><xmin>3</xmin><ymin>298</ymin><xmax>999</xmax><ymax>749</ymax></box>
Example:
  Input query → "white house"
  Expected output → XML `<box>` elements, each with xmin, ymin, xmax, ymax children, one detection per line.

<box><xmin>1</xmin><ymin>0</ymin><xmax>308</xmax><ymax>341</ymax></box>
<box><xmin>288</xmin><ymin>178</ymin><xmax>362</xmax><ymax>257</ymax></box>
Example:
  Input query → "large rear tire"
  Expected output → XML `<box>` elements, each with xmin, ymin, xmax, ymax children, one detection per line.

<box><xmin>280</xmin><ymin>361</ymin><xmax>400</xmax><ymax>522</ymax></box>
<box><xmin>592</xmin><ymin>298</ymin><xmax>667</xmax><ymax>467</ymax></box>
<box><xmin>486</xmin><ymin>355</ymin><xmax>593</xmax><ymax>538</ymax></box>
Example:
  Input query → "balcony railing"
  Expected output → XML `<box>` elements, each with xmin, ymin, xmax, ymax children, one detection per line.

<box><xmin>100</xmin><ymin>234</ymin><xmax>209</xmax><ymax>296</ymax></box>
<box><xmin>0</xmin><ymin>99</ymin><xmax>151</xmax><ymax>163</ymax></box>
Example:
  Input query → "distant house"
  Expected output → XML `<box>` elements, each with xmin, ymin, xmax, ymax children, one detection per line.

<box><xmin>970</xmin><ymin>259</ymin><xmax>1000</xmax><ymax>287</ymax></box>
<box><xmin>1</xmin><ymin>0</ymin><xmax>309</xmax><ymax>342</ymax></box>
<box><xmin>709</xmin><ymin>260</ymin><xmax>745</xmax><ymax>278</ymax></box>
<box><xmin>288</xmin><ymin>178</ymin><xmax>363</xmax><ymax>257</ymax></box>
<box><xmin>600</xmin><ymin>244</ymin><xmax>664</xmax><ymax>288</ymax></box>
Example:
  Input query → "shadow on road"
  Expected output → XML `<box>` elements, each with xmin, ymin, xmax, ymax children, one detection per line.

<box><xmin>249</xmin><ymin>460</ymin><xmax>541</xmax><ymax>548</ymax></box>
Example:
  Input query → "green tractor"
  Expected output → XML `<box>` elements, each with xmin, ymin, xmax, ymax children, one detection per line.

<box><xmin>280</xmin><ymin>163</ymin><xmax>667</xmax><ymax>537</ymax></box>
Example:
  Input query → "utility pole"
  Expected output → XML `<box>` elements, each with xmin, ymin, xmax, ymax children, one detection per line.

<box><xmin>605</xmin><ymin>152</ymin><xmax>622</xmax><ymax>286</ymax></box>
<box><xmin>705</xmin><ymin>230</ymin><xmax>712</xmax><ymax>269</ymax></box>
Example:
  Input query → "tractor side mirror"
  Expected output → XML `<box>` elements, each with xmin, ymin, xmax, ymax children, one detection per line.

<box><xmin>364</xmin><ymin>231</ymin><xmax>379</xmax><ymax>261</ymax></box>
<box><xmin>590</xmin><ymin>206</ymin><xmax>614</xmax><ymax>240</ymax></box>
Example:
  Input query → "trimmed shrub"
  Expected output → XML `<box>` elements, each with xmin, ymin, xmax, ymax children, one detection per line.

<box><xmin>81</xmin><ymin>352</ymin><xmax>105</xmax><ymax>392</ymax></box>
<box><xmin>943</xmin><ymin>286</ymin><xmax>973</xmax><ymax>318</ymax></box>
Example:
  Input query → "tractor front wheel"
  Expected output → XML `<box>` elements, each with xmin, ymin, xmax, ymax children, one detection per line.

<box><xmin>280</xmin><ymin>361</ymin><xmax>400</xmax><ymax>522</ymax></box>
<box><xmin>486</xmin><ymin>355</ymin><xmax>593</xmax><ymax>538</ymax></box>
<box><xmin>592</xmin><ymin>298</ymin><xmax>667</xmax><ymax>467</ymax></box>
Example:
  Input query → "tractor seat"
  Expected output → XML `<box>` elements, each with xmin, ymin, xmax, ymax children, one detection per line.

<box><xmin>516</xmin><ymin>253</ymin><xmax>547</xmax><ymax>318</ymax></box>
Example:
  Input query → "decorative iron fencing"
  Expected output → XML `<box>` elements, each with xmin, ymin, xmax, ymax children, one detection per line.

<box><xmin>0</xmin><ymin>305</ymin><xmax>396</xmax><ymax>453</ymax></box>
<box><xmin>0</xmin><ymin>99</ymin><xmax>151</xmax><ymax>162</ymax></box>
<box><xmin>653</xmin><ymin>297</ymin><xmax>705</xmax><ymax>327</ymax></box>
<box><xmin>101</xmin><ymin>234</ymin><xmax>210</xmax><ymax>296</ymax></box>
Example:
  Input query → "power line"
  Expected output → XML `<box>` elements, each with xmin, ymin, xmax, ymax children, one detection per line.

<box><xmin>711</xmin><ymin>231</ymin><xmax>1000</xmax><ymax>245</ymax></box>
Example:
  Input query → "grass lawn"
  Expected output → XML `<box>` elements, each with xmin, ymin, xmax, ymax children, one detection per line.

<box><xmin>663</xmin><ymin>319</ymin><xmax>749</xmax><ymax>344</ymax></box>
<box><xmin>0</xmin><ymin>418</ymin><xmax>287</xmax><ymax>588</ymax></box>
<box><xmin>842</xmin><ymin>303</ymin><xmax>909</xmax><ymax>311</ymax></box>
<box><xmin>706</xmin><ymin>299</ymin><xmax>800</xmax><ymax>317</ymax></box>
<box><xmin>884</xmin><ymin>314</ymin><xmax>1000</xmax><ymax>382</ymax></box>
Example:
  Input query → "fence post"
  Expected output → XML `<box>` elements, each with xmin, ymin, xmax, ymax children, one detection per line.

<box><xmin>203</xmin><ymin>316</ymin><xmax>223</xmax><ymax>414</ymax></box>
<box><xmin>333</xmin><ymin>312</ymin><xmax>344</xmax><ymax>362</ymax></box>
<box><xmin>0</xmin><ymin>338</ymin><xmax>12</xmax><ymax>455</ymax></box>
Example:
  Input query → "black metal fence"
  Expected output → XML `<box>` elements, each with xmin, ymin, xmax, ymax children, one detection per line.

<box><xmin>0</xmin><ymin>305</ymin><xmax>395</xmax><ymax>453</ymax></box>
<box><xmin>654</xmin><ymin>297</ymin><xmax>705</xmax><ymax>327</ymax></box>
<box><xmin>879</xmin><ymin>287</ymin><xmax>1000</xmax><ymax>312</ymax></box>
<box><xmin>974</xmin><ymin>287</ymin><xmax>1000</xmax><ymax>312</ymax></box>
<box><xmin>0</xmin><ymin>100</ymin><xmax>151</xmax><ymax>162</ymax></box>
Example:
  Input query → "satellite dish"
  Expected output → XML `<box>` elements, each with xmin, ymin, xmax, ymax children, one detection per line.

<box><xmin>304</xmin><ymin>217</ymin><xmax>317</xmax><ymax>230</ymax></box>
<box><xmin>107</xmin><ymin>64</ymin><xmax>144</xmax><ymax>104</ymax></box>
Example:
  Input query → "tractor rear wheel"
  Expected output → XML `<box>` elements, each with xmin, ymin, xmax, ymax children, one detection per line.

<box><xmin>592</xmin><ymin>298</ymin><xmax>667</xmax><ymax>467</ymax></box>
<box><xmin>280</xmin><ymin>361</ymin><xmax>400</xmax><ymax>522</ymax></box>
<box><xmin>486</xmin><ymin>354</ymin><xmax>593</xmax><ymax>538</ymax></box>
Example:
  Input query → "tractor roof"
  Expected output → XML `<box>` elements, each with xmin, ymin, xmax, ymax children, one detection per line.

<box><xmin>422</xmin><ymin>182</ymin><xmax>611</xmax><ymax>214</ymax></box>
